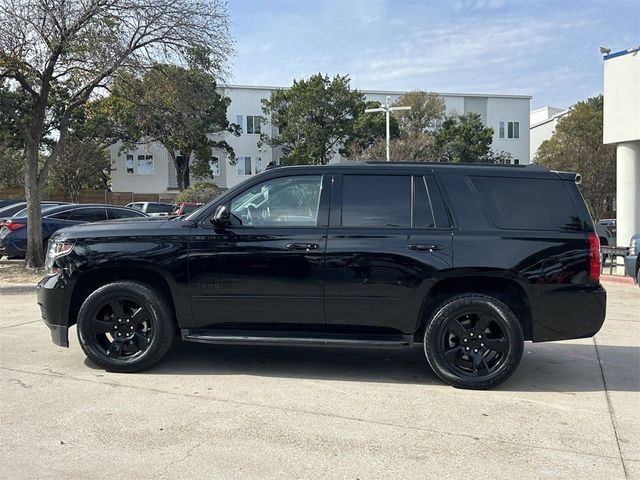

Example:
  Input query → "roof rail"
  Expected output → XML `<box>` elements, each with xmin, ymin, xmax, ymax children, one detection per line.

<box><xmin>338</xmin><ymin>160</ymin><xmax>548</xmax><ymax>170</ymax></box>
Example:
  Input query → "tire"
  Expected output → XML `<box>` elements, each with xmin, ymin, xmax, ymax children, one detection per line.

<box><xmin>77</xmin><ymin>281</ymin><xmax>175</xmax><ymax>372</ymax></box>
<box><xmin>423</xmin><ymin>294</ymin><xmax>524</xmax><ymax>390</ymax></box>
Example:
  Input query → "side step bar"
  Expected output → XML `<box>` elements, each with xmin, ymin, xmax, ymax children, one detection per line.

<box><xmin>181</xmin><ymin>329</ymin><xmax>414</xmax><ymax>349</ymax></box>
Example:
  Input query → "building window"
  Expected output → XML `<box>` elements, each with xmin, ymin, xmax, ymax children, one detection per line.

<box><xmin>237</xmin><ymin>156</ymin><xmax>252</xmax><ymax>176</ymax></box>
<box><xmin>137</xmin><ymin>154</ymin><xmax>154</xmax><ymax>175</ymax></box>
<box><xmin>126</xmin><ymin>154</ymin><xmax>134</xmax><ymax>175</ymax></box>
<box><xmin>499</xmin><ymin>122</ymin><xmax>505</xmax><ymax>139</ymax></box>
<box><xmin>514</xmin><ymin>159</ymin><xmax>520</xmax><ymax>165</ymax></box>
<box><xmin>210</xmin><ymin>157</ymin><xmax>220</xmax><ymax>176</ymax></box>
<box><xmin>254</xmin><ymin>157</ymin><xmax>262</xmax><ymax>174</ymax></box>
<box><xmin>247</xmin><ymin>115</ymin><xmax>262</xmax><ymax>134</ymax></box>
<box><xmin>508</xmin><ymin>121</ymin><xmax>519</xmax><ymax>139</ymax></box>
<box><xmin>236</xmin><ymin>115</ymin><xmax>243</xmax><ymax>134</ymax></box>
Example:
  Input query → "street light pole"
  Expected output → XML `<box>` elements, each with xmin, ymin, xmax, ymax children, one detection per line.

<box><xmin>364</xmin><ymin>95</ymin><xmax>411</xmax><ymax>161</ymax></box>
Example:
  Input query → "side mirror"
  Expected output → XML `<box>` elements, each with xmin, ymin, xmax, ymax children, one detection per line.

<box><xmin>211</xmin><ymin>205</ymin><xmax>231</xmax><ymax>226</ymax></box>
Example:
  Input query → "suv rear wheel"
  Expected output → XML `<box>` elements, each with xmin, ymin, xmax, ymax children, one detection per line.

<box><xmin>77</xmin><ymin>281</ymin><xmax>175</xmax><ymax>372</ymax></box>
<box><xmin>424</xmin><ymin>294</ymin><xmax>524</xmax><ymax>389</ymax></box>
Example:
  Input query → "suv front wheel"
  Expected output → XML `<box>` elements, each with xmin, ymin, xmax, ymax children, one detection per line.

<box><xmin>424</xmin><ymin>294</ymin><xmax>524</xmax><ymax>389</ymax></box>
<box><xmin>77</xmin><ymin>281</ymin><xmax>175</xmax><ymax>372</ymax></box>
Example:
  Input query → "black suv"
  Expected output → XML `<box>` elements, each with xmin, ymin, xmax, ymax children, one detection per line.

<box><xmin>37</xmin><ymin>162</ymin><xmax>606</xmax><ymax>389</ymax></box>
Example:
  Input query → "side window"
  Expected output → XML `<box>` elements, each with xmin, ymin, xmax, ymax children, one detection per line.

<box><xmin>69</xmin><ymin>208</ymin><xmax>108</xmax><ymax>222</ymax></box>
<box><xmin>425</xmin><ymin>175</ymin><xmax>450</xmax><ymax>227</ymax></box>
<box><xmin>48</xmin><ymin>210</ymin><xmax>73</xmax><ymax>220</ymax></box>
<box><xmin>342</xmin><ymin>175</ymin><xmax>410</xmax><ymax>228</ymax></box>
<box><xmin>146</xmin><ymin>203</ymin><xmax>173</xmax><ymax>214</ymax></box>
<box><xmin>471</xmin><ymin>176</ymin><xmax>579</xmax><ymax>230</ymax></box>
<box><xmin>108</xmin><ymin>208</ymin><xmax>143</xmax><ymax>219</ymax></box>
<box><xmin>229</xmin><ymin>175</ymin><xmax>322</xmax><ymax>227</ymax></box>
<box><xmin>413</xmin><ymin>176</ymin><xmax>435</xmax><ymax>228</ymax></box>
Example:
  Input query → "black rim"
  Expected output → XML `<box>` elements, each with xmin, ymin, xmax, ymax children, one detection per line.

<box><xmin>439</xmin><ymin>310</ymin><xmax>509</xmax><ymax>378</ymax></box>
<box><xmin>86</xmin><ymin>297</ymin><xmax>153</xmax><ymax>361</ymax></box>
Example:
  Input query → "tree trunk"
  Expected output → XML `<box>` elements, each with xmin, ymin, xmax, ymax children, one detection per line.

<box><xmin>173</xmin><ymin>153</ymin><xmax>191</xmax><ymax>191</ymax></box>
<box><xmin>24</xmin><ymin>141</ymin><xmax>44</xmax><ymax>268</ymax></box>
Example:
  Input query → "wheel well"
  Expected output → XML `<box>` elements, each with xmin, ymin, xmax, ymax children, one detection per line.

<box><xmin>417</xmin><ymin>276</ymin><xmax>533</xmax><ymax>341</ymax></box>
<box><xmin>68</xmin><ymin>267</ymin><xmax>176</xmax><ymax>327</ymax></box>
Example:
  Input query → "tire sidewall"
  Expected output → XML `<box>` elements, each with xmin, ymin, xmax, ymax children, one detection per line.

<box><xmin>77</xmin><ymin>282</ymin><xmax>174</xmax><ymax>372</ymax></box>
<box><xmin>424</xmin><ymin>294</ymin><xmax>524</xmax><ymax>389</ymax></box>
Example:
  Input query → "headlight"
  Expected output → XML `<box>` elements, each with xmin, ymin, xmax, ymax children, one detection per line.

<box><xmin>45</xmin><ymin>241</ymin><xmax>74</xmax><ymax>275</ymax></box>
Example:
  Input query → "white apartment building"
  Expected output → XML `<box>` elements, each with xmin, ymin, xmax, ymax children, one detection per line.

<box><xmin>529</xmin><ymin>106</ymin><xmax>569</xmax><ymax>162</ymax></box>
<box><xmin>111</xmin><ymin>85</ymin><xmax>531</xmax><ymax>193</ymax></box>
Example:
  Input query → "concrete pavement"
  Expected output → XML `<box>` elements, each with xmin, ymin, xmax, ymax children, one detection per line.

<box><xmin>1</xmin><ymin>281</ymin><xmax>638</xmax><ymax>479</ymax></box>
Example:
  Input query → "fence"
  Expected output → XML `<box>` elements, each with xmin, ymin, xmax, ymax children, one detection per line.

<box><xmin>0</xmin><ymin>188</ymin><xmax>178</xmax><ymax>205</ymax></box>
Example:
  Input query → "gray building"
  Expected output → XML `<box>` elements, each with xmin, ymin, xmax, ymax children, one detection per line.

<box><xmin>110</xmin><ymin>85</ymin><xmax>531</xmax><ymax>193</ymax></box>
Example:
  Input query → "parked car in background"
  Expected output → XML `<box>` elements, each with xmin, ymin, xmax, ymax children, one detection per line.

<box><xmin>0</xmin><ymin>201</ymin><xmax>71</xmax><ymax>221</ymax></box>
<box><xmin>624</xmin><ymin>233</ymin><xmax>640</xmax><ymax>286</ymax></box>
<box><xmin>37</xmin><ymin>162</ymin><xmax>606</xmax><ymax>390</ymax></box>
<box><xmin>598</xmin><ymin>218</ymin><xmax>617</xmax><ymax>239</ymax></box>
<box><xmin>0</xmin><ymin>198</ymin><xmax>25</xmax><ymax>208</ymax></box>
<box><xmin>171</xmin><ymin>202</ymin><xmax>204</xmax><ymax>217</ymax></box>
<box><xmin>126</xmin><ymin>202</ymin><xmax>174</xmax><ymax>217</ymax></box>
<box><xmin>0</xmin><ymin>204</ymin><xmax>147</xmax><ymax>258</ymax></box>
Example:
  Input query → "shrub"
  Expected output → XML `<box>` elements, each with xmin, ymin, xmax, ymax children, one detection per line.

<box><xmin>175</xmin><ymin>182</ymin><xmax>223</xmax><ymax>203</ymax></box>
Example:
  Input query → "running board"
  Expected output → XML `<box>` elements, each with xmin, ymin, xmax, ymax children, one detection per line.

<box><xmin>181</xmin><ymin>329</ymin><xmax>413</xmax><ymax>348</ymax></box>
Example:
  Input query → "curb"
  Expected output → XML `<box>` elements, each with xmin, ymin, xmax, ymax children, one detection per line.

<box><xmin>0</xmin><ymin>284</ymin><xmax>37</xmax><ymax>294</ymax></box>
<box><xmin>601</xmin><ymin>275</ymin><xmax>635</xmax><ymax>285</ymax></box>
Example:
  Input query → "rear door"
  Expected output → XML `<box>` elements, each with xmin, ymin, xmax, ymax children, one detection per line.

<box><xmin>323</xmin><ymin>172</ymin><xmax>453</xmax><ymax>334</ymax></box>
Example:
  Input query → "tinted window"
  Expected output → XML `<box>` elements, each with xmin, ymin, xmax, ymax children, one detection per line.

<box><xmin>181</xmin><ymin>204</ymin><xmax>200</xmax><ymax>214</ymax></box>
<box><xmin>342</xmin><ymin>175</ymin><xmax>410</xmax><ymax>228</ymax></box>
<box><xmin>230</xmin><ymin>175</ymin><xmax>322</xmax><ymax>227</ymax></box>
<box><xmin>108</xmin><ymin>208</ymin><xmax>144</xmax><ymax>219</ymax></box>
<box><xmin>69</xmin><ymin>207</ymin><xmax>107</xmax><ymax>222</ymax></box>
<box><xmin>146</xmin><ymin>203</ymin><xmax>173</xmax><ymax>214</ymax></box>
<box><xmin>413</xmin><ymin>177</ymin><xmax>434</xmax><ymax>228</ymax></box>
<box><xmin>471</xmin><ymin>176</ymin><xmax>579</xmax><ymax>231</ymax></box>
<box><xmin>425</xmin><ymin>175</ymin><xmax>450</xmax><ymax>227</ymax></box>
<box><xmin>48</xmin><ymin>209</ymin><xmax>73</xmax><ymax>220</ymax></box>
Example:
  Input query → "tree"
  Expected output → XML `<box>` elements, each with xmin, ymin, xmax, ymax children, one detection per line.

<box><xmin>350</xmin><ymin>131</ymin><xmax>437</xmax><ymax>162</ymax></box>
<box><xmin>344</xmin><ymin>100</ymin><xmax>400</xmax><ymax>156</ymax></box>
<box><xmin>261</xmin><ymin>74</ymin><xmax>366</xmax><ymax>165</ymax></box>
<box><xmin>175</xmin><ymin>182</ymin><xmax>223</xmax><ymax>203</ymax></box>
<box><xmin>50</xmin><ymin>140</ymin><xmax>110</xmax><ymax>202</ymax></box>
<box><xmin>435</xmin><ymin>113</ymin><xmax>494</xmax><ymax>163</ymax></box>
<box><xmin>393</xmin><ymin>91</ymin><xmax>446</xmax><ymax>135</ymax></box>
<box><xmin>0</xmin><ymin>0</ymin><xmax>232</xmax><ymax>267</ymax></box>
<box><xmin>110</xmin><ymin>65</ymin><xmax>236</xmax><ymax>190</ymax></box>
<box><xmin>484</xmin><ymin>149</ymin><xmax>514</xmax><ymax>164</ymax></box>
<box><xmin>536</xmin><ymin>96</ymin><xmax>615</xmax><ymax>221</ymax></box>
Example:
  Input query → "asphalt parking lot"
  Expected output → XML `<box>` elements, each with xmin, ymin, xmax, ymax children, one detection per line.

<box><xmin>1</xmin><ymin>281</ymin><xmax>638</xmax><ymax>479</ymax></box>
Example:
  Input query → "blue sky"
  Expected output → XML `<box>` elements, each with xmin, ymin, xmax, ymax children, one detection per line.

<box><xmin>227</xmin><ymin>0</ymin><xmax>639</xmax><ymax>109</ymax></box>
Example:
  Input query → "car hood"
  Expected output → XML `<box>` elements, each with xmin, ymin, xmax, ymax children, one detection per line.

<box><xmin>51</xmin><ymin>218</ymin><xmax>191</xmax><ymax>241</ymax></box>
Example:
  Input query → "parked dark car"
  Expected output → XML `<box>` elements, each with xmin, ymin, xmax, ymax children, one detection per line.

<box><xmin>0</xmin><ymin>201</ymin><xmax>71</xmax><ymax>221</ymax></box>
<box><xmin>624</xmin><ymin>233</ymin><xmax>640</xmax><ymax>286</ymax></box>
<box><xmin>0</xmin><ymin>198</ymin><xmax>25</xmax><ymax>208</ymax></box>
<box><xmin>37</xmin><ymin>163</ymin><xmax>606</xmax><ymax>389</ymax></box>
<box><xmin>0</xmin><ymin>203</ymin><xmax>147</xmax><ymax>258</ymax></box>
<box><xmin>171</xmin><ymin>202</ymin><xmax>204</xmax><ymax>217</ymax></box>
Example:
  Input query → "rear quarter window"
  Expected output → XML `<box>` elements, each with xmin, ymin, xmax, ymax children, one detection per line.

<box><xmin>471</xmin><ymin>176</ymin><xmax>580</xmax><ymax>231</ymax></box>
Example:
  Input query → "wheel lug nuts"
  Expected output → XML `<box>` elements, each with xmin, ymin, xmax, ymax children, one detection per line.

<box><xmin>470</xmin><ymin>333</ymin><xmax>474</xmax><ymax>337</ymax></box>
<box><xmin>130</xmin><ymin>326</ymin><xmax>134</xmax><ymax>330</ymax></box>
<box><xmin>117</xmin><ymin>333</ymin><xmax>122</xmax><ymax>337</ymax></box>
<box><xmin>478</xmin><ymin>335</ymin><xmax>482</xmax><ymax>339</ymax></box>
<box><xmin>126</xmin><ymin>319</ymin><xmax>130</xmax><ymax>323</ymax></box>
<box><xmin>474</xmin><ymin>349</ymin><xmax>478</xmax><ymax>353</ymax></box>
<box><xmin>114</xmin><ymin>326</ymin><xmax>118</xmax><ymax>330</ymax></box>
<box><xmin>463</xmin><ymin>338</ymin><xmax>468</xmax><ymax>343</ymax></box>
<box><xmin>465</xmin><ymin>347</ymin><xmax>470</xmax><ymax>351</ymax></box>
<box><xmin>118</xmin><ymin>319</ymin><xmax>122</xmax><ymax>323</ymax></box>
<box><xmin>480</xmin><ymin>343</ymin><xmax>485</xmax><ymax>347</ymax></box>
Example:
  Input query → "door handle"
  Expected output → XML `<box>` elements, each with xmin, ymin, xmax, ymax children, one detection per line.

<box><xmin>409</xmin><ymin>244</ymin><xmax>442</xmax><ymax>252</ymax></box>
<box><xmin>286</xmin><ymin>243</ymin><xmax>320</xmax><ymax>251</ymax></box>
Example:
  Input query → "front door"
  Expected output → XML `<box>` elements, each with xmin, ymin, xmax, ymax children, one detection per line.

<box><xmin>188</xmin><ymin>174</ymin><xmax>330</xmax><ymax>329</ymax></box>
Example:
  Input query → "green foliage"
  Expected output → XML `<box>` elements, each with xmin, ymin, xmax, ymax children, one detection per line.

<box><xmin>175</xmin><ymin>182</ymin><xmax>223</xmax><ymax>203</ymax></box>
<box><xmin>435</xmin><ymin>113</ymin><xmax>494</xmax><ymax>163</ymax></box>
<box><xmin>109</xmin><ymin>65</ymin><xmax>237</xmax><ymax>190</ymax></box>
<box><xmin>344</xmin><ymin>101</ymin><xmax>400</xmax><ymax>155</ymax></box>
<box><xmin>261</xmin><ymin>74</ymin><xmax>366</xmax><ymax>165</ymax></box>
<box><xmin>484</xmin><ymin>149</ymin><xmax>514</xmax><ymax>164</ymax></box>
<box><xmin>351</xmin><ymin>132</ymin><xmax>437</xmax><ymax>161</ymax></box>
<box><xmin>535</xmin><ymin>95</ymin><xmax>615</xmax><ymax>220</ymax></box>
<box><xmin>393</xmin><ymin>91</ymin><xmax>446</xmax><ymax>135</ymax></box>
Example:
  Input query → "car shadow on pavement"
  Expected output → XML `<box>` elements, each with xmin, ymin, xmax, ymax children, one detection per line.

<box><xmin>131</xmin><ymin>340</ymin><xmax>640</xmax><ymax>392</ymax></box>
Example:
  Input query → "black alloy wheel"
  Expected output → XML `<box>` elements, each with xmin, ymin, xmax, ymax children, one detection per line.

<box><xmin>77</xmin><ymin>281</ymin><xmax>175</xmax><ymax>372</ymax></box>
<box><xmin>424</xmin><ymin>294</ymin><xmax>524</xmax><ymax>389</ymax></box>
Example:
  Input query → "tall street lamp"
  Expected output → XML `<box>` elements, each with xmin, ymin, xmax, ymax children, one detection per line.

<box><xmin>364</xmin><ymin>95</ymin><xmax>411</xmax><ymax>161</ymax></box>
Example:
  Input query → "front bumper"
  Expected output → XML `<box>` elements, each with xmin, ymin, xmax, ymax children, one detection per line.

<box><xmin>624</xmin><ymin>254</ymin><xmax>638</xmax><ymax>282</ymax></box>
<box><xmin>37</xmin><ymin>274</ymin><xmax>73</xmax><ymax>347</ymax></box>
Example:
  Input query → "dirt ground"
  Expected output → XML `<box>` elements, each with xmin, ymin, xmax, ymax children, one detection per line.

<box><xmin>0</xmin><ymin>260</ymin><xmax>44</xmax><ymax>285</ymax></box>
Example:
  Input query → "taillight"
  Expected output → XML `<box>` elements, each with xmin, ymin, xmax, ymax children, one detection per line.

<box><xmin>5</xmin><ymin>222</ymin><xmax>26</xmax><ymax>231</ymax></box>
<box><xmin>588</xmin><ymin>233</ymin><xmax>601</xmax><ymax>282</ymax></box>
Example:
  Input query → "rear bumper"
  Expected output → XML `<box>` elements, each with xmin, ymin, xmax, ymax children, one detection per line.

<box><xmin>37</xmin><ymin>274</ymin><xmax>73</xmax><ymax>347</ymax></box>
<box><xmin>532</xmin><ymin>284</ymin><xmax>607</xmax><ymax>342</ymax></box>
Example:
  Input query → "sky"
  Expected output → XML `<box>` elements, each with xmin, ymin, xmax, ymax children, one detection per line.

<box><xmin>227</xmin><ymin>0</ymin><xmax>640</xmax><ymax>110</ymax></box>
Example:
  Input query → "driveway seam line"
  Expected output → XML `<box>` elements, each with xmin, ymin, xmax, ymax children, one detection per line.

<box><xmin>0</xmin><ymin>365</ymin><xmax>627</xmax><ymax>464</ymax></box>
<box><xmin>0</xmin><ymin>320</ymin><xmax>41</xmax><ymax>330</ymax></box>
<box><xmin>593</xmin><ymin>336</ymin><xmax>629</xmax><ymax>479</ymax></box>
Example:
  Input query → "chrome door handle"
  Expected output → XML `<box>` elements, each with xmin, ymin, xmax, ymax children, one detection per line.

<box><xmin>286</xmin><ymin>243</ymin><xmax>319</xmax><ymax>251</ymax></box>
<box><xmin>409</xmin><ymin>244</ymin><xmax>442</xmax><ymax>252</ymax></box>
